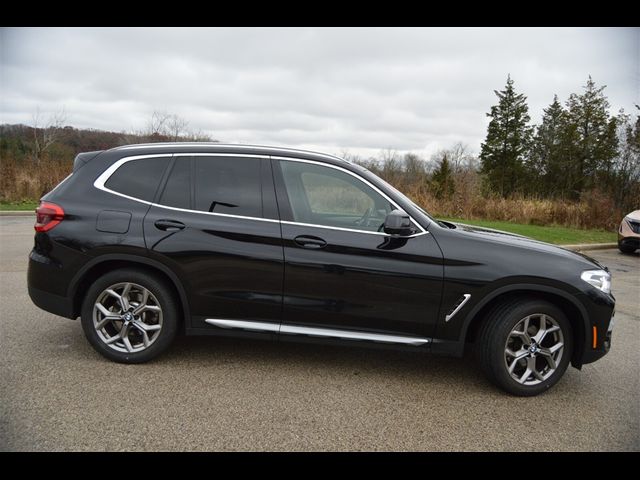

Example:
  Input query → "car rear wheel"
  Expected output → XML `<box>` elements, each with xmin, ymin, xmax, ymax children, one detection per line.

<box><xmin>478</xmin><ymin>298</ymin><xmax>573</xmax><ymax>396</ymax></box>
<box><xmin>80</xmin><ymin>269</ymin><xmax>179</xmax><ymax>363</ymax></box>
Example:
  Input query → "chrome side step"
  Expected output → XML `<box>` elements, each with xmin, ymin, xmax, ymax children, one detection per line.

<box><xmin>205</xmin><ymin>319</ymin><xmax>280</xmax><ymax>333</ymax></box>
<box><xmin>204</xmin><ymin>318</ymin><xmax>430</xmax><ymax>346</ymax></box>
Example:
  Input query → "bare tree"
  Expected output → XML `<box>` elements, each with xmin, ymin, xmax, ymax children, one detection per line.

<box><xmin>166</xmin><ymin>114</ymin><xmax>189</xmax><ymax>141</ymax></box>
<box><xmin>140</xmin><ymin>110</ymin><xmax>215</xmax><ymax>142</ymax></box>
<box><xmin>31</xmin><ymin>107</ymin><xmax>67</xmax><ymax>163</ymax></box>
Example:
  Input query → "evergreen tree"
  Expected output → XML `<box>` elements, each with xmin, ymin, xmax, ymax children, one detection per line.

<box><xmin>527</xmin><ymin>95</ymin><xmax>571</xmax><ymax>197</ymax></box>
<box><xmin>431</xmin><ymin>153</ymin><xmax>455</xmax><ymax>199</ymax></box>
<box><xmin>479</xmin><ymin>75</ymin><xmax>533</xmax><ymax>197</ymax></box>
<box><xmin>564</xmin><ymin>76</ymin><xmax>618</xmax><ymax>197</ymax></box>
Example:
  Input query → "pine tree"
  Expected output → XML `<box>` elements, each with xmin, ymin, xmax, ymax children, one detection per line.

<box><xmin>564</xmin><ymin>76</ymin><xmax>618</xmax><ymax>197</ymax></box>
<box><xmin>527</xmin><ymin>95</ymin><xmax>570</xmax><ymax>197</ymax></box>
<box><xmin>479</xmin><ymin>75</ymin><xmax>533</xmax><ymax>197</ymax></box>
<box><xmin>431</xmin><ymin>153</ymin><xmax>455</xmax><ymax>199</ymax></box>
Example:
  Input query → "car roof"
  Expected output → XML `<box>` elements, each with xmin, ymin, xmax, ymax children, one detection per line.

<box><xmin>108</xmin><ymin>142</ymin><xmax>350</xmax><ymax>166</ymax></box>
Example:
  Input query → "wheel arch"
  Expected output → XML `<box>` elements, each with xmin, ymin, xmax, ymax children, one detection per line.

<box><xmin>461</xmin><ymin>284</ymin><xmax>588</xmax><ymax>369</ymax></box>
<box><xmin>69</xmin><ymin>254</ymin><xmax>190</xmax><ymax>331</ymax></box>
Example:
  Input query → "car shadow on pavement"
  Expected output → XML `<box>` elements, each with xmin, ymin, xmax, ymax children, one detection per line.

<box><xmin>160</xmin><ymin>334</ymin><xmax>493</xmax><ymax>393</ymax></box>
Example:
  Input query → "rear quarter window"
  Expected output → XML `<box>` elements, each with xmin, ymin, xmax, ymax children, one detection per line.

<box><xmin>104</xmin><ymin>157</ymin><xmax>171</xmax><ymax>202</ymax></box>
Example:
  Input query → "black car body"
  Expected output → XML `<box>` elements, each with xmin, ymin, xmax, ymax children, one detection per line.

<box><xmin>28</xmin><ymin>143</ymin><xmax>616</xmax><ymax>396</ymax></box>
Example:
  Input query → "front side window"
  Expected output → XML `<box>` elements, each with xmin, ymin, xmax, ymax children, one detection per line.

<box><xmin>279</xmin><ymin>160</ymin><xmax>393</xmax><ymax>232</ymax></box>
<box><xmin>194</xmin><ymin>156</ymin><xmax>262</xmax><ymax>217</ymax></box>
<box><xmin>104</xmin><ymin>157</ymin><xmax>171</xmax><ymax>202</ymax></box>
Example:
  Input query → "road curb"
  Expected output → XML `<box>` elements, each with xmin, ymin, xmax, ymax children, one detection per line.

<box><xmin>561</xmin><ymin>243</ymin><xmax>617</xmax><ymax>252</ymax></box>
<box><xmin>0</xmin><ymin>211</ymin><xmax>34</xmax><ymax>216</ymax></box>
<box><xmin>0</xmin><ymin>210</ymin><xmax>36</xmax><ymax>217</ymax></box>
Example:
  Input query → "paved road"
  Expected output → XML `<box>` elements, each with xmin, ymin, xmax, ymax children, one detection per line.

<box><xmin>1</xmin><ymin>216</ymin><xmax>638</xmax><ymax>451</ymax></box>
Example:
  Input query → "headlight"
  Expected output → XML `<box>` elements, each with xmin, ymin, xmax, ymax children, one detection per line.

<box><xmin>581</xmin><ymin>269</ymin><xmax>611</xmax><ymax>294</ymax></box>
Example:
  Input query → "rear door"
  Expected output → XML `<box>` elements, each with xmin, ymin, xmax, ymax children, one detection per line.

<box><xmin>143</xmin><ymin>154</ymin><xmax>283</xmax><ymax>334</ymax></box>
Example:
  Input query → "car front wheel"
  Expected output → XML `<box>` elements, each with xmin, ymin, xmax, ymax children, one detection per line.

<box><xmin>478</xmin><ymin>298</ymin><xmax>573</xmax><ymax>396</ymax></box>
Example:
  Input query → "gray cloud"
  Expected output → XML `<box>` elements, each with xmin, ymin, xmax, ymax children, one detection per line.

<box><xmin>1</xmin><ymin>27</ymin><xmax>637</xmax><ymax>159</ymax></box>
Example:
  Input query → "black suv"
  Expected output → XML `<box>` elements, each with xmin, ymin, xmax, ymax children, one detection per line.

<box><xmin>28</xmin><ymin>143</ymin><xmax>615</xmax><ymax>396</ymax></box>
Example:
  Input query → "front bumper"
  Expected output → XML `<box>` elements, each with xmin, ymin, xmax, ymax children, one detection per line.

<box><xmin>576</xmin><ymin>290</ymin><xmax>615</xmax><ymax>366</ymax></box>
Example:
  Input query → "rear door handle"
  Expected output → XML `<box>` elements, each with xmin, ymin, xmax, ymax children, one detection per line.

<box><xmin>294</xmin><ymin>235</ymin><xmax>327</xmax><ymax>249</ymax></box>
<box><xmin>154</xmin><ymin>219</ymin><xmax>186</xmax><ymax>232</ymax></box>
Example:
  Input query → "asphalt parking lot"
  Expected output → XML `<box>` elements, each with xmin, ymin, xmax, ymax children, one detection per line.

<box><xmin>0</xmin><ymin>215</ymin><xmax>638</xmax><ymax>451</ymax></box>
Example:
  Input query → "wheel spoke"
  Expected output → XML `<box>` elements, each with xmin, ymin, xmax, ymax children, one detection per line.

<box><xmin>106</xmin><ymin>288</ymin><xmax>129</xmax><ymax>312</ymax></box>
<box><xmin>122</xmin><ymin>335</ymin><xmax>134</xmax><ymax>353</ymax></box>
<box><xmin>133</xmin><ymin>320</ymin><xmax>161</xmax><ymax>332</ymax></box>
<box><xmin>132</xmin><ymin>289</ymin><xmax>150</xmax><ymax>315</ymax></box>
<box><xmin>542</xmin><ymin>354</ymin><xmax>557</xmax><ymax>370</ymax></box>
<box><xmin>533</xmin><ymin>315</ymin><xmax>547</xmax><ymax>343</ymax></box>
<box><xmin>518</xmin><ymin>367</ymin><xmax>532</xmax><ymax>384</ymax></box>
<box><xmin>96</xmin><ymin>302</ymin><xmax>118</xmax><ymax>317</ymax></box>
<box><xmin>104</xmin><ymin>332</ymin><xmax>121</xmax><ymax>344</ymax></box>
<box><xmin>540</xmin><ymin>342</ymin><xmax>563</xmax><ymax>357</ymax></box>
<box><xmin>137</xmin><ymin>305</ymin><xmax>161</xmax><ymax>315</ymax></box>
<box><xmin>95</xmin><ymin>315</ymin><xmax>120</xmax><ymax>330</ymax></box>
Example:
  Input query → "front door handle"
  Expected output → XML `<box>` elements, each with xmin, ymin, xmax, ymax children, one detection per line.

<box><xmin>294</xmin><ymin>235</ymin><xmax>327</xmax><ymax>249</ymax></box>
<box><xmin>154</xmin><ymin>219</ymin><xmax>186</xmax><ymax>232</ymax></box>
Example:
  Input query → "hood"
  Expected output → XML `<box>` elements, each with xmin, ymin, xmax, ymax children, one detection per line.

<box><xmin>625</xmin><ymin>210</ymin><xmax>640</xmax><ymax>222</ymax></box>
<box><xmin>444</xmin><ymin>221</ymin><xmax>605</xmax><ymax>270</ymax></box>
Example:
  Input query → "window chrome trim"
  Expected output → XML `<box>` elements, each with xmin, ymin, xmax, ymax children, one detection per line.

<box><xmin>445</xmin><ymin>294</ymin><xmax>471</xmax><ymax>322</ymax></box>
<box><xmin>205</xmin><ymin>318</ymin><xmax>431</xmax><ymax>346</ymax></box>
<box><xmin>93</xmin><ymin>153</ymin><xmax>429</xmax><ymax>237</ymax></box>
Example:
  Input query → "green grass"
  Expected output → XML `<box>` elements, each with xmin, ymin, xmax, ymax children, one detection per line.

<box><xmin>439</xmin><ymin>217</ymin><xmax>617</xmax><ymax>245</ymax></box>
<box><xmin>0</xmin><ymin>200</ymin><xmax>39</xmax><ymax>211</ymax></box>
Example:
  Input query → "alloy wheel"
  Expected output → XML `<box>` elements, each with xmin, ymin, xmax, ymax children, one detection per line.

<box><xmin>93</xmin><ymin>282</ymin><xmax>163</xmax><ymax>353</ymax></box>
<box><xmin>504</xmin><ymin>313</ymin><xmax>564</xmax><ymax>386</ymax></box>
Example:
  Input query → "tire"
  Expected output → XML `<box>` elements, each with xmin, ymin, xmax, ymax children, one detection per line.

<box><xmin>80</xmin><ymin>268</ymin><xmax>179</xmax><ymax>363</ymax></box>
<box><xmin>478</xmin><ymin>297</ymin><xmax>573</xmax><ymax>396</ymax></box>
<box><xmin>618</xmin><ymin>242</ymin><xmax>637</xmax><ymax>254</ymax></box>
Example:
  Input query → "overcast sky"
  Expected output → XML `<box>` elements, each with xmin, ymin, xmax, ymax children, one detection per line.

<box><xmin>1</xmin><ymin>27</ymin><xmax>638</xmax><ymax>159</ymax></box>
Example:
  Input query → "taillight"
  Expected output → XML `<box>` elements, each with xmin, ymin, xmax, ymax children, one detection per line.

<box><xmin>35</xmin><ymin>201</ymin><xmax>65</xmax><ymax>232</ymax></box>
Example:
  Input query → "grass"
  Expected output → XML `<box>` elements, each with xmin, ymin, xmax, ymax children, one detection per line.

<box><xmin>439</xmin><ymin>217</ymin><xmax>617</xmax><ymax>245</ymax></box>
<box><xmin>0</xmin><ymin>200</ymin><xmax>39</xmax><ymax>211</ymax></box>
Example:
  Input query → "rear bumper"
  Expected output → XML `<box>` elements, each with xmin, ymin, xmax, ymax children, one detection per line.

<box><xmin>28</xmin><ymin>285</ymin><xmax>75</xmax><ymax>319</ymax></box>
<box><xmin>27</xmin><ymin>248</ymin><xmax>77</xmax><ymax>319</ymax></box>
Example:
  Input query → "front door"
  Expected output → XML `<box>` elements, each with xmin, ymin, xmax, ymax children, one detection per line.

<box><xmin>273</xmin><ymin>158</ymin><xmax>443</xmax><ymax>341</ymax></box>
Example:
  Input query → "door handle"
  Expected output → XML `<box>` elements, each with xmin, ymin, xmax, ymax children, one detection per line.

<box><xmin>294</xmin><ymin>235</ymin><xmax>327</xmax><ymax>249</ymax></box>
<box><xmin>154</xmin><ymin>219</ymin><xmax>186</xmax><ymax>232</ymax></box>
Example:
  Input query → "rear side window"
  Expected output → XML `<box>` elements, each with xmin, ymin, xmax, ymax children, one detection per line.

<box><xmin>159</xmin><ymin>157</ymin><xmax>191</xmax><ymax>209</ymax></box>
<box><xmin>104</xmin><ymin>157</ymin><xmax>170</xmax><ymax>202</ymax></box>
<box><xmin>194</xmin><ymin>157</ymin><xmax>262</xmax><ymax>217</ymax></box>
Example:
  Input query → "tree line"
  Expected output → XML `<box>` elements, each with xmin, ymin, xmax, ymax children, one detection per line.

<box><xmin>479</xmin><ymin>75</ymin><xmax>639</xmax><ymax>213</ymax></box>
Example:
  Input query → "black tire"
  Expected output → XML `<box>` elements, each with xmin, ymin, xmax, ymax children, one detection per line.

<box><xmin>618</xmin><ymin>241</ymin><xmax>637</xmax><ymax>254</ymax></box>
<box><xmin>478</xmin><ymin>297</ymin><xmax>573</xmax><ymax>396</ymax></box>
<box><xmin>80</xmin><ymin>268</ymin><xmax>179</xmax><ymax>363</ymax></box>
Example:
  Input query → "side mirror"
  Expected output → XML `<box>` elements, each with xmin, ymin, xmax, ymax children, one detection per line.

<box><xmin>383</xmin><ymin>210</ymin><xmax>413</xmax><ymax>236</ymax></box>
